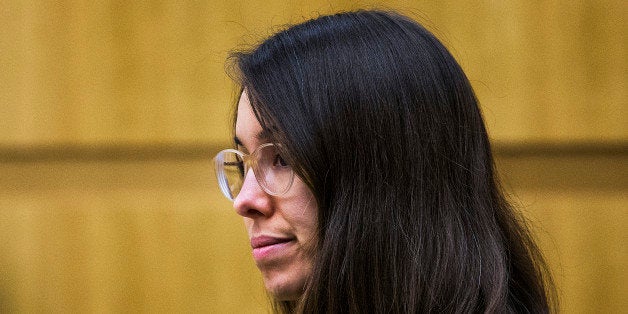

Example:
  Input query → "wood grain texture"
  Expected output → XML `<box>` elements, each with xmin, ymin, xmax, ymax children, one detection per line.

<box><xmin>0</xmin><ymin>150</ymin><xmax>626</xmax><ymax>312</ymax></box>
<box><xmin>0</xmin><ymin>0</ymin><xmax>625</xmax><ymax>145</ymax></box>
<box><xmin>0</xmin><ymin>159</ymin><xmax>267</xmax><ymax>313</ymax></box>
<box><xmin>0</xmin><ymin>0</ymin><xmax>626</xmax><ymax>312</ymax></box>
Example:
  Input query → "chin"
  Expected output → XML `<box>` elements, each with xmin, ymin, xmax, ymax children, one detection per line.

<box><xmin>262</xmin><ymin>270</ymin><xmax>307</xmax><ymax>301</ymax></box>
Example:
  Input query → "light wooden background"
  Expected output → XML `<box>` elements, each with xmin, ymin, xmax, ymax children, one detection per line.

<box><xmin>0</xmin><ymin>1</ymin><xmax>626</xmax><ymax>313</ymax></box>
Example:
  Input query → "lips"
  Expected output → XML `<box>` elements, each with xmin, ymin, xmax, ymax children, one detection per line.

<box><xmin>251</xmin><ymin>235</ymin><xmax>293</xmax><ymax>249</ymax></box>
<box><xmin>250</xmin><ymin>235</ymin><xmax>295</xmax><ymax>261</ymax></box>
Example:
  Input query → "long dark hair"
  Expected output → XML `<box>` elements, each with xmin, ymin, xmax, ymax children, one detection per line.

<box><xmin>229</xmin><ymin>10</ymin><xmax>555</xmax><ymax>313</ymax></box>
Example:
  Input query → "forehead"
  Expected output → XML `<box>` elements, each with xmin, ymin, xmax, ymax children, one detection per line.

<box><xmin>235</xmin><ymin>92</ymin><xmax>263</xmax><ymax>150</ymax></box>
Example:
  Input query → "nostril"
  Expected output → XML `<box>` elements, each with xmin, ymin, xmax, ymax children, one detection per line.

<box><xmin>246</xmin><ymin>208</ymin><xmax>265</xmax><ymax>217</ymax></box>
<box><xmin>234</xmin><ymin>202</ymin><xmax>266</xmax><ymax>218</ymax></box>
<box><xmin>233</xmin><ymin>192</ymin><xmax>270</xmax><ymax>218</ymax></box>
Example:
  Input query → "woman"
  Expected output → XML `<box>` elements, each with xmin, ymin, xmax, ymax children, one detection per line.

<box><xmin>214</xmin><ymin>10</ymin><xmax>555</xmax><ymax>313</ymax></box>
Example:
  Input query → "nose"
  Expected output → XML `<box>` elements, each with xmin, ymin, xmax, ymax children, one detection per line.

<box><xmin>233</xmin><ymin>169</ymin><xmax>273</xmax><ymax>218</ymax></box>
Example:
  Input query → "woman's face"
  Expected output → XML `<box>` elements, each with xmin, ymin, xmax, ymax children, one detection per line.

<box><xmin>233</xmin><ymin>92</ymin><xmax>318</xmax><ymax>301</ymax></box>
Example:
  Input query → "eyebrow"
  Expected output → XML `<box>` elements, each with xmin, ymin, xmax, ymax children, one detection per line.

<box><xmin>256</xmin><ymin>128</ymin><xmax>273</xmax><ymax>142</ymax></box>
<box><xmin>233</xmin><ymin>128</ymin><xmax>274</xmax><ymax>148</ymax></box>
<box><xmin>234</xmin><ymin>136</ymin><xmax>243</xmax><ymax>147</ymax></box>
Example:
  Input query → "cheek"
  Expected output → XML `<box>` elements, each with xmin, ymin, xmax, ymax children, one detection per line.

<box><xmin>287</xmin><ymin>189</ymin><xmax>318</xmax><ymax>240</ymax></box>
<box><xmin>241</xmin><ymin>217</ymin><xmax>254</xmax><ymax>235</ymax></box>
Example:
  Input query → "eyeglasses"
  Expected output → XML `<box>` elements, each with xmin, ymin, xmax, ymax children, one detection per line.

<box><xmin>214</xmin><ymin>143</ymin><xmax>295</xmax><ymax>201</ymax></box>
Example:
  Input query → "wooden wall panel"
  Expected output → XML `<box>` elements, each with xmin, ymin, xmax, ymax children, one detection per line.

<box><xmin>0</xmin><ymin>0</ymin><xmax>626</xmax><ymax>313</ymax></box>
<box><xmin>496</xmin><ymin>153</ymin><xmax>628</xmax><ymax>313</ymax></box>
<box><xmin>0</xmin><ymin>159</ymin><xmax>267</xmax><ymax>313</ymax></box>
<box><xmin>0</xmin><ymin>153</ymin><xmax>626</xmax><ymax>312</ymax></box>
<box><xmin>0</xmin><ymin>1</ymin><xmax>239</xmax><ymax>145</ymax></box>
<box><xmin>0</xmin><ymin>0</ymin><xmax>625</xmax><ymax>146</ymax></box>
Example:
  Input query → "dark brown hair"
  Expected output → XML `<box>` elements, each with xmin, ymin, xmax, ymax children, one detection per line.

<box><xmin>229</xmin><ymin>9</ymin><xmax>555</xmax><ymax>313</ymax></box>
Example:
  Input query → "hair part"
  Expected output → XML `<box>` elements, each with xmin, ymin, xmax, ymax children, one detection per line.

<box><xmin>229</xmin><ymin>9</ymin><xmax>556</xmax><ymax>313</ymax></box>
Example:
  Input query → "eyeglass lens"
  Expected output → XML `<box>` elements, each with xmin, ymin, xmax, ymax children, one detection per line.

<box><xmin>215</xmin><ymin>144</ymin><xmax>293</xmax><ymax>200</ymax></box>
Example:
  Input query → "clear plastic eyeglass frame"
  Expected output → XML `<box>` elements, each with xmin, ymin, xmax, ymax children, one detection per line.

<box><xmin>214</xmin><ymin>143</ymin><xmax>295</xmax><ymax>201</ymax></box>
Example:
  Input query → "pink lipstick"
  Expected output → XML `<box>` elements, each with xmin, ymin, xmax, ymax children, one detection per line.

<box><xmin>250</xmin><ymin>235</ymin><xmax>294</xmax><ymax>261</ymax></box>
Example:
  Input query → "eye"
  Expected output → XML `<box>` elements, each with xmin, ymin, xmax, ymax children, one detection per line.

<box><xmin>272</xmin><ymin>154</ymin><xmax>288</xmax><ymax>167</ymax></box>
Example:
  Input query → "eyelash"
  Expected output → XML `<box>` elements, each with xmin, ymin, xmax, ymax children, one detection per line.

<box><xmin>273</xmin><ymin>154</ymin><xmax>288</xmax><ymax>167</ymax></box>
